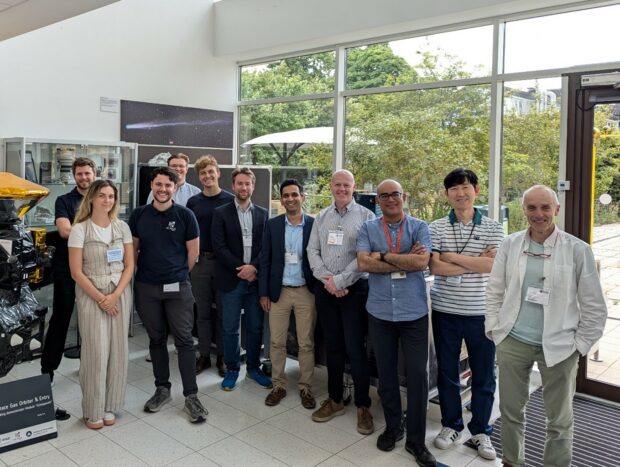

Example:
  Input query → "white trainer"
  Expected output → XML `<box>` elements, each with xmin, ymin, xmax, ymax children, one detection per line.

<box><xmin>434</xmin><ymin>426</ymin><xmax>461</xmax><ymax>449</ymax></box>
<box><xmin>471</xmin><ymin>433</ymin><xmax>497</xmax><ymax>460</ymax></box>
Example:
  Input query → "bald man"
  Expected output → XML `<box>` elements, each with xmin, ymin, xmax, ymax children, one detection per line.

<box><xmin>307</xmin><ymin>170</ymin><xmax>375</xmax><ymax>435</ymax></box>
<box><xmin>486</xmin><ymin>185</ymin><xmax>607</xmax><ymax>467</ymax></box>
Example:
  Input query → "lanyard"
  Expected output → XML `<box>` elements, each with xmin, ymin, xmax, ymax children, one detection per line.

<box><xmin>382</xmin><ymin>213</ymin><xmax>405</xmax><ymax>253</ymax></box>
<box><xmin>451</xmin><ymin>222</ymin><xmax>476</xmax><ymax>254</ymax></box>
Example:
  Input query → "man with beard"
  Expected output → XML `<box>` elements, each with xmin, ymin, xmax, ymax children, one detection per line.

<box><xmin>146</xmin><ymin>153</ymin><xmax>200</xmax><ymax>206</ymax></box>
<box><xmin>212</xmin><ymin>167</ymin><xmax>271</xmax><ymax>391</ymax></box>
<box><xmin>130</xmin><ymin>167</ymin><xmax>208</xmax><ymax>423</ymax></box>
<box><xmin>187</xmin><ymin>155</ymin><xmax>234</xmax><ymax>377</ymax></box>
<box><xmin>41</xmin><ymin>157</ymin><xmax>96</xmax><ymax>383</ymax></box>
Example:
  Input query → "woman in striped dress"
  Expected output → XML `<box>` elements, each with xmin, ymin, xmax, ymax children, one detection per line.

<box><xmin>68</xmin><ymin>180</ymin><xmax>134</xmax><ymax>429</ymax></box>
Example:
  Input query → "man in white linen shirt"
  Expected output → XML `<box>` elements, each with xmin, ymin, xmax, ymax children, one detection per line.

<box><xmin>485</xmin><ymin>184</ymin><xmax>607</xmax><ymax>467</ymax></box>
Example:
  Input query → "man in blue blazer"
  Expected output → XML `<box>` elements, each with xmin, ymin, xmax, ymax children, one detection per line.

<box><xmin>212</xmin><ymin>167</ymin><xmax>271</xmax><ymax>391</ymax></box>
<box><xmin>259</xmin><ymin>179</ymin><xmax>318</xmax><ymax>409</ymax></box>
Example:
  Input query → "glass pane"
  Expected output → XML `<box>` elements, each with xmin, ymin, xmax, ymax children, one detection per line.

<box><xmin>501</xmin><ymin>78</ymin><xmax>561</xmax><ymax>233</ymax></box>
<box><xmin>588</xmin><ymin>102</ymin><xmax>620</xmax><ymax>387</ymax></box>
<box><xmin>346</xmin><ymin>26</ymin><xmax>493</xmax><ymax>90</ymax></box>
<box><xmin>240</xmin><ymin>51</ymin><xmax>335</xmax><ymax>101</ymax></box>
<box><xmin>344</xmin><ymin>85</ymin><xmax>491</xmax><ymax>221</ymax></box>
<box><xmin>239</xmin><ymin>99</ymin><xmax>334</xmax><ymax>214</ymax></box>
<box><xmin>505</xmin><ymin>4</ymin><xmax>620</xmax><ymax>73</ymax></box>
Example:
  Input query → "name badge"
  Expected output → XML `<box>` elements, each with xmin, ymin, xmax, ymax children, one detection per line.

<box><xmin>391</xmin><ymin>271</ymin><xmax>406</xmax><ymax>280</ymax></box>
<box><xmin>106</xmin><ymin>248</ymin><xmax>123</xmax><ymax>263</ymax></box>
<box><xmin>285</xmin><ymin>252</ymin><xmax>299</xmax><ymax>264</ymax></box>
<box><xmin>446</xmin><ymin>275</ymin><xmax>462</xmax><ymax>285</ymax></box>
<box><xmin>327</xmin><ymin>230</ymin><xmax>344</xmax><ymax>245</ymax></box>
<box><xmin>526</xmin><ymin>286</ymin><xmax>550</xmax><ymax>305</ymax></box>
<box><xmin>163</xmin><ymin>282</ymin><xmax>180</xmax><ymax>293</ymax></box>
<box><xmin>243</xmin><ymin>234</ymin><xmax>253</xmax><ymax>248</ymax></box>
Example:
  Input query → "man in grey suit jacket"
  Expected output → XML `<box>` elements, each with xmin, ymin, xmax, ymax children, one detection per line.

<box><xmin>212</xmin><ymin>167</ymin><xmax>271</xmax><ymax>391</ymax></box>
<box><xmin>259</xmin><ymin>179</ymin><xmax>318</xmax><ymax>409</ymax></box>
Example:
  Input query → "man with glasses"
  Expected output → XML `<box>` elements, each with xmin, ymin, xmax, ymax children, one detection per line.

<box><xmin>146</xmin><ymin>153</ymin><xmax>200</xmax><ymax>206</ymax></box>
<box><xmin>486</xmin><ymin>184</ymin><xmax>607</xmax><ymax>467</ymax></box>
<box><xmin>357</xmin><ymin>179</ymin><xmax>436</xmax><ymax>466</ymax></box>
<box><xmin>428</xmin><ymin>168</ymin><xmax>503</xmax><ymax>461</ymax></box>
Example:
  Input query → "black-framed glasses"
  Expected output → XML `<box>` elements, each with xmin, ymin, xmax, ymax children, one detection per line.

<box><xmin>522</xmin><ymin>250</ymin><xmax>551</xmax><ymax>259</ymax></box>
<box><xmin>377</xmin><ymin>191</ymin><xmax>403</xmax><ymax>201</ymax></box>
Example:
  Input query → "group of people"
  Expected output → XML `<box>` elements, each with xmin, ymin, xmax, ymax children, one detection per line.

<box><xmin>38</xmin><ymin>153</ymin><xmax>607</xmax><ymax>467</ymax></box>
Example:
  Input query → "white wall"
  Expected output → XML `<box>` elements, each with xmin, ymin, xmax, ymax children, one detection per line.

<box><xmin>0</xmin><ymin>0</ymin><xmax>237</xmax><ymax>142</ymax></box>
<box><xmin>214</xmin><ymin>0</ymin><xmax>592</xmax><ymax>59</ymax></box>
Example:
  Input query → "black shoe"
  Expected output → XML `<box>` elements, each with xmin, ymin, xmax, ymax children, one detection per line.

<box><xmin>405</xmin><ymin>441</ymin><xmax>437</xmax><ymax>467</ymax></box>
<box><xmin>376</xmin><ymin>427</ymin><xmax>404</xmax><ymax>452</ymax></box>
<box><xmin>216</xmin><ymin>355</ymin><xmax>226</xmax><ymax>377</ymax></box>
<box><xmin>195</xmin><ymin>355</ymin><xmax>211</xmax><ymax>374</ymax></box>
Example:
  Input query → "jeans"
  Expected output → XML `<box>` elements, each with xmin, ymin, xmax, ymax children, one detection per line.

<box><xmin>432</xmin><ymin>310</ymin><xmax>496</xmax><ymax>436</ymax></box>
<box><xmin>221</xmin><ymin>280</ymin><xmax>264</xmax><ymax>372</ymax></box>
<box><xmin>368</xmin><ymin>313</ymin><xmax>429</xmax><ymax>444</ymax></box>
<box><xmin>315</xmin><ymin>280</ymin><xmax>371</xmax><ymax>408</ymax></box>
<box><xmin>134</xmin><ymin>280</ymin><xmax>197</xmax><ymax>397</ymax></box>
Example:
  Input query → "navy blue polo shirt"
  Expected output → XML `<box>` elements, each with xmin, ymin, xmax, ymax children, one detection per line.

<box><xmin>129</xmin><ymin>202</ymin><xmax>199</xmax><ymax>285</ymax></box>
<box><xmin>54</xmin><ymin>187</ymin><xmax>83</xmax><ymax>272</ymax></box>
<box><xmin>186</xmin><ymin>190</ymin><xmax>234</xmax><ymax>252</ymax></box>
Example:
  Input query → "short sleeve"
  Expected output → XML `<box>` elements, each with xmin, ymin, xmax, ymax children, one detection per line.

<box><xmin>356</xmin><ymin>221</ymin><xmax>371</xmax><ymax>253</ymax></box>
<box><xmin>67</xmin><ymin>223</ymin><xmax>86</xmax><ymax>248</ymax></box>
<box><xmin>119</xmin><ymin>221</ymin><xmax>133</xmax><ymax>244</ymax></box>
<box><xmin>429</xmin><ymin>220</ymin><xmax>442</xmax><ymax>253</ymax></box>
<box><xmin>185</xmin><ymin>209</ymin><xmax>199</xmax><ymax>241</ymax></box>
<box><xmin>128</xmin><ymin>207</ymin><xmax>142</xmax><ymax>238</ymax></box>
<box><xmin>489</xmin><ymin>220</ymin><xmax>505</xmax><ymax>248</ymax></box>
<box><xmin>55</xmin><ymin>196</ymin><xmax>69</xmax><ymax>221</ymax></box>
<box><xmin>416</xmin><ymin>220</ymin><xmax>432</xmax><ymax>252</ymax></box>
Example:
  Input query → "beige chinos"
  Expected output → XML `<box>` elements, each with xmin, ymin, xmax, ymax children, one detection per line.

<box><xmin>75</xmin><ymin>220</ymin><xmax>132</xmax><ymax>422</ymax></box>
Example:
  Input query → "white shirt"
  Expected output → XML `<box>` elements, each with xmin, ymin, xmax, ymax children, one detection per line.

<box><xmin>485</xmin><ymin>226</ymin><xmax>607</xmax><ymax>367</ymax></box>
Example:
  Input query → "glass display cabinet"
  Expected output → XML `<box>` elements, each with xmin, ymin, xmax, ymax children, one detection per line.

<box><xmin>2</xmin><ymin>138</ymin><xmax>137</xmax><ymax>228</ymax></box>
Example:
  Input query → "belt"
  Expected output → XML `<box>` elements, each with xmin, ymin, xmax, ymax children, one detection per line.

<box><xmin>283</xmin><ymin>284</ymin><xmax>305</xmax><ymax>288</ymax></box>
<box><xmin>200</xmin><ymin>251</ymin><xmax>215</xmax><ymax>259</ymax></box>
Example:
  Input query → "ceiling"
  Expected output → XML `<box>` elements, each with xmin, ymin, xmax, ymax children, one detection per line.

<box><xmin>0</xmin><ymin>0</ymin><xmax>119</xmax><ymax>42</ymax></box>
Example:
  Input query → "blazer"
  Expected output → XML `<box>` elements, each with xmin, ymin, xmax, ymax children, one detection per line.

<box><xmin>258</xmin><ymin>213</ymin><xmax>318</xmax><ymax>302</ymax></box>
<box><xmin>212</xmin><ymin>201</ymin><xmax>268</xmax><ymax>292</ymax></box>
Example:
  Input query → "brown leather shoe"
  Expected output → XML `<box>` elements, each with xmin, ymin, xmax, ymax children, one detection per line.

<box><xmin>311</xmin><ymin>398</ymin><xmax>345</xmax><ymax>422</ymax></box>
<box><xmin>300</xmin><ymin>388</ymin><xmax>316</xmax><ymax>410</ymax></box>
<box><xmin>195</xmin><ymin>355</ymin><xmax>211</xmax><ymax>375</ymax></box>
<box><xmin>216</xmin><ymin>355</ymin><xmax>226</xmax><ymax>377</ymax></box>
<box><xmin>265</xmin><ymin>387</ymin><xmax>287</xmax><ymax>406</ymax></box>
<box><xmin>357</xmin><ymin>406</ymin><xmax>374</xmax><ymax>435</ymax></box>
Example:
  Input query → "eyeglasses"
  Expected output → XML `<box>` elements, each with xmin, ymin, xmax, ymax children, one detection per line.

<box><xmin>522</xmin><ymin>251</ymin><xmax>551</xmax><ymax>259</ymax></box>
<box><xmin>377</xmin><ymin>191</ymin><xmax>403</xmax><ymax>201</ymax></box>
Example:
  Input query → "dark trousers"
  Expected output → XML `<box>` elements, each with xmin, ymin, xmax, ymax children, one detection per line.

<box><xmin>315</xmin><ymin>280</ymin><xmax>371</xmax><ymax>408</ymax></box>
<box><xmin>191</xmin><ymin>255</ymin><xmax>223</xmax><ymax>357</ymax></box>
<box><xmin>41</xmin><ymin>271</ymin><xmax>76</xmax><ymax>374</ymax></box>
<box><xmin>432</xmin><ymin>310</ymin><xmax>496</xmax><ymax>436</ymax></box>
<box><xmin>134</xmin><ymin>280</ymin><xmax>197</xmax><ymax>397</ymax></box>
<box><xmin>368</xmin><ymin>313</ymin><xmax>429</xmax><ymax>445</ymax></box>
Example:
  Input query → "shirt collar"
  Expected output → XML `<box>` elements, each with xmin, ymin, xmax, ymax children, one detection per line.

<box><xmin>332</xmin><ymin>199</ymin><xmax>356</xmax><ymax>214</ymax></box>
<box><xmin>448</xmin><ymin>208</ymin><xmax>482</xmax><ymax>226</ymax></box>
<box><xmin>234</xmin><ymin>199</ymin><xmax>253</xmax><ymax>213</ymax></box>
<box><xmin>525</xmin><ymin>224</ymin><xmax>560</xmax><ymax>247</ymax></box>
<box><xmin>285</xmin><ymin>213</ymin><xmax>305</xmax><ymax>227</ymax></box>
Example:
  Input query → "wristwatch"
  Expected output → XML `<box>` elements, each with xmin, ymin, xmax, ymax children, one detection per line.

<box><xmin>380</xmin><ymin>251</ymin><xmax>387</xmax><ymax>262</ymax></box>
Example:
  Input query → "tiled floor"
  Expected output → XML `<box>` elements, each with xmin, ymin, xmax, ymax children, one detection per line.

<box><xmin>0</xmin><ymin>325</ymin><xmax>502</xmax><ymax>467</ymax></box>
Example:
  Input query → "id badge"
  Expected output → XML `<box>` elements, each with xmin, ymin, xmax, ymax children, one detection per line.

<box><xmin>526</xmin><ymin>286</ymin><xmax>550</xmax><ymax>305</ymax></box>
<box><xmin>285</xmin><ymin>252</ymin><xmax>299</xmax><ymax>264</ymax></box>
<box><xmin>446</xmin><ymin>275</ymin><xmax>462</xmax><ymax>285</ymax></box>
<box><xmin>391</xmin><ymin>271</ymin><xmax>406</xmax><ymax>280</ymax></box>
<box><xmin>106</xmin><ymin>248</ymin><xmax>123</xmax><ymax>263</ymax></box>
<box><xmin>243</xmin><ymin>234</ymin><xmax>253</xmax><ymax>248</ymax></box>
<box><xmin>327</xmin><ymin>230</ymin><xmax>344</xmax><ymax>245</ymax></box>
<box><xmin>163</xmin><ymin>282</ymin><xmax>180</xmax><ymax>293</ymax></box>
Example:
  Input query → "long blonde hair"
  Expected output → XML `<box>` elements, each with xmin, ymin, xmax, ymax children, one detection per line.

<box><xmin>74</xmin><ymin>180</ymin><xmax>119</xmax><ymax>224</ymax></box>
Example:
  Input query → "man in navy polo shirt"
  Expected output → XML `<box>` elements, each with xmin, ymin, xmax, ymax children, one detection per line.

<box><xmin>129</xmin><ymin>167</ymin><xmax>208</xmax><ymax>423</ymax></box>
<box><xmin>357</xmin><ymin>179</ymin><xmax>436</xmax><ymax>467</ymax></box>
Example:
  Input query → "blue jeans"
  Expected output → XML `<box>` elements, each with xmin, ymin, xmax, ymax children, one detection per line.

<box><xmin>432</xmin><ymin>310</ymin><xmax>496</xmax><ymax>436</ymax></box>
<box><xmin>221</xmin><ymin>280</ymin><xmax>264</xmax><ymax>372</ymax></box>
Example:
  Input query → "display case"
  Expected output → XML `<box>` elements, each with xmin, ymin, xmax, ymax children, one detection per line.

<box><xmin>2</xmin><ymin>138</ymin><xmax>137</xmax><ymax>228</ymax></box>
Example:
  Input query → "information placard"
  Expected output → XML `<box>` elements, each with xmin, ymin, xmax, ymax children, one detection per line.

<box><xmin>0</xmin><ymin>375</ymin><xmax>57</xmax><ymax>453</ymax></box>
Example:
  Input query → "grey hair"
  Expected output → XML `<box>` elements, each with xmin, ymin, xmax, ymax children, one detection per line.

<box><xmin>521</xmin><ymin>185</ymin><xmax>560</xmax><ymax>206</ymax></box>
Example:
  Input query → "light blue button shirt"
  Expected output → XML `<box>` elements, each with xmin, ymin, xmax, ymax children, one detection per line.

<box><xmin>283</xmin><ymin>215</ymin><xmax>306</xmax><ymax>286</ymax></box>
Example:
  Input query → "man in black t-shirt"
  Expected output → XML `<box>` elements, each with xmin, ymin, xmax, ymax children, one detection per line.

<box><xmin>41</xmin><ymin>157</ymin><xmax>95</xmax><ymax>382</ymax></box>
<box><xmin>186</xmin><ymin>155</ymin><xmax>234</xmax><ymax>377</ymax></box>
<box><xmin>129</xmin><ymin>167</ymin><xmax>208</xmax><ymax>423</ymax></box>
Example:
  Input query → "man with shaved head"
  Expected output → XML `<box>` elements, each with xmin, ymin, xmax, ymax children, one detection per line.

<box><xmin>307</xmin><ymin>169</ymin><xmax>376</xmax><ymax>435</ymax></box>
<box><xmin>357</xmin><ymin>179</ymin><xmax>436</xmax><ymax>466</ymax></box>
<box><xmin>486</xmin><ymin>185</ymin><xmax>607</xmax><ymax>467</ymax></box>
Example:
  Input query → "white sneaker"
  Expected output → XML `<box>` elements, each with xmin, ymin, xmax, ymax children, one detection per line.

<box><xmin>434</xmin><ymin>427</ymin><xmax>461</xmax><ymax>449</ymax></box>
<box><xmin>471</xmin><ymin>433</ymin><xmax>497</xmax><ymax>460</ymax></box>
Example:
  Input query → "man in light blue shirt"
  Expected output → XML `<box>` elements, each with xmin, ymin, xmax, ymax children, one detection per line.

<box><xmin>146</xmin><ymin>153</ymin><xmax>200</xmax><ymax>206</ymax></box>
<box><xmin>357</xmin><ymin>179</ymin><xmax>436</xmax><ymax>467</ymax></box>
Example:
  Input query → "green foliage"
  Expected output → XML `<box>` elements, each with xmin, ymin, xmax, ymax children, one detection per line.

<box><xmin>346</xmin><ymin>44</ymin><xmax>413</xmax><ymax>89</ymax></box>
